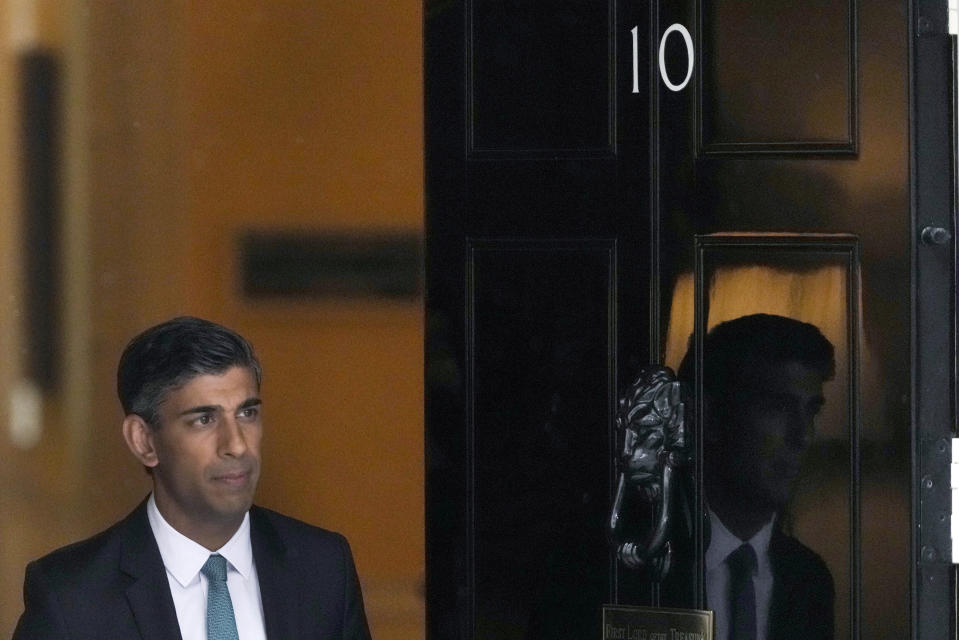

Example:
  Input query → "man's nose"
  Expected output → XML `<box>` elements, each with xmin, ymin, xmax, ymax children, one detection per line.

<box><xmin>218</xmin><ymin>417</ymin><xmax>248</xmax><ymax>457</ymax></box>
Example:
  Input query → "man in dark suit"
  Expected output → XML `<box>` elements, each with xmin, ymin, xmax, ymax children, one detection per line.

<box><xmin>678</xmin><ymin>314</ymin><xmax>835</xmax><ymax>640</ymax></box>
<box><xmin>13</xmin><ymin>316</ymin><xmax>371</xmax><ymax>640</ymax></box>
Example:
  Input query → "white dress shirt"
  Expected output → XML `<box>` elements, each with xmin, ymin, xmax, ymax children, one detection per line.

<box><xmin>147</xmin><ymin>494</ymin><xmax>268</xmax><ymax>640</ymax></box>
<box><xmin>705</xmin><ymin>508</ymin><xmax>775</xmax><ymax>640</ymax></box>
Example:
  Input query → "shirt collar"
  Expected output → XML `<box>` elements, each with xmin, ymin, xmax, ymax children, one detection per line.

<box><xmin>705</xmin><ymin>506</ymin><xmax>775</xmax><ymax>576</ymax></box>
<box><xmin>146</xmin><ymin>493</ymin><xmax>254</xmax><ymax>587</ymax></box>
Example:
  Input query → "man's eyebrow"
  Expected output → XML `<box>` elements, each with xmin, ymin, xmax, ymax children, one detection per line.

<box><xmin>178</xmin><ymin>404</ymin><xmax>220</xmax><ymax>417</ymax></box>
<box><xmin>177</xmin><ymin>398</ymin><xmax>260</xmax><ymax>417</ymax></box>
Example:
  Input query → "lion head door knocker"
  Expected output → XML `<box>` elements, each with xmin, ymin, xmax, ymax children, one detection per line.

<box><xmin>607</xmin><ymin>365</ymin><xmax>690</xmax><ymax>581</ymax></box>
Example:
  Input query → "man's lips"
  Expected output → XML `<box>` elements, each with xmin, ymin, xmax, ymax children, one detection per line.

<box><xmin>212</xmin><ymin>469</ymin><xmax>253</xmax><ymax>486</ymax></box>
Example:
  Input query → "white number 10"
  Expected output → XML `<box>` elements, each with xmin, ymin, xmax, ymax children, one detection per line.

<box><xmin>632</xmin><ymin>23</ymin><xmax>695</xmax><ymax>94</ymax></box>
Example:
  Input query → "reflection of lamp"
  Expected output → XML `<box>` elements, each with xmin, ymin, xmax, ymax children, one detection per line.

<box><xmin>663</xmin><ymin>263</ymin><xmax>848</xmax><ymax>440</ymax></box>
<box><xmin>9</xmin><ymin>379</ymin><xmax>43</xmax><ymax>450</ymax></box>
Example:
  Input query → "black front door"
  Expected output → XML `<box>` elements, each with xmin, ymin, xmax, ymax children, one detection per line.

<box><xmin>425</xmin><ymin>0</ymin><xmax>955</xmax><ymax>638</ymax></box>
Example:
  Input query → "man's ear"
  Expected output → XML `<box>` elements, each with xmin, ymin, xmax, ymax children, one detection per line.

<box><xmin>122</xmin><ymin>414</ymin><xmax>159</xmax><ymax>468</ymax></box>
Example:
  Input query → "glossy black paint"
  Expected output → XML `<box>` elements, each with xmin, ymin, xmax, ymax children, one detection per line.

<box><xmin>426</xmin><ymin>0</ymin><xmax>952</xmax><ymax>636</ymax></box>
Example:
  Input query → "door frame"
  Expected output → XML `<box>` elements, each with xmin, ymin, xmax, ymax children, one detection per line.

<box><xmin>910</xmin><ymin>1</ymin><xmax>956</xmax><ymax>638</ymax></box>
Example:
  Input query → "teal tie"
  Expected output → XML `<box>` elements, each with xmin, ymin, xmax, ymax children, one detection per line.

<box><xmin>201</xmin><ymin>554</ymin><xmax>240</xmax><ymax>640</ymax></box>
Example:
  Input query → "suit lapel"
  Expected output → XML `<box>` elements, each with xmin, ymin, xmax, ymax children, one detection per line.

<box><xmin>251</xmin><ymin>506</ymin><xmax>299</xmax><ymax>639</ymax></box>
<box><xmin>116</xmin><ymin>502</ymin><xmax>300</xmax><ymax>639</ymax></box>
<box><xmin>767</xmin><ymin>528</ymin><xmax>800</xmax><ymax>640</ymax></box>
<box><xmin>119</xmin><ymin>499</ymin><xmax>183</xmax><ymax>640</ymax></box>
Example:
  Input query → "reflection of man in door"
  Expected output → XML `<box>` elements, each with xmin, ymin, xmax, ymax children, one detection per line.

<box><xmin>678</xmin><ymin>314</ymin><xmax>834</xmax><ymax>640</ymax></box>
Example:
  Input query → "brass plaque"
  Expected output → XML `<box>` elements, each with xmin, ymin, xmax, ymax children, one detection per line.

<box><xmin>602</xmin><ymin>605</ymin><xmax>713</xmax><ymax>640</ymax></box>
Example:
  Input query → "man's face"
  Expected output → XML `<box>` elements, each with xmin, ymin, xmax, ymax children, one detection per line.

<box><xmin>147</xmin><ymin>366</ymin><xmax>262</xmax><ymax>534</ymax></box>
<box><xmin>711</xmin><ymin>360</ymin><xmax>825</xmax><ymax>510</ymax></box>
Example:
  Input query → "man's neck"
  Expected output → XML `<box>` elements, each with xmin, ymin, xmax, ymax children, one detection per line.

<box><xmin>152</xmin><ymin>493</ymin><xmax>245</xmax><ymax>551</ymax></box>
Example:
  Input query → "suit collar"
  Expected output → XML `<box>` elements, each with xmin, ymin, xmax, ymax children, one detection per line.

<box><xmin>146</xmin><ymin>494</ymin><xmax>255</xmax><ymax>586</ymax></box>
<box><xmin>250</xmin><ymin>505</ymin><xmax>298</xmax><ymax>639</ymax></box>
<box><xmin>116</xmin><ymin>500</ymin><xmax>296</xmax><ymax>640</ymax></box>
<box><xmin>118</xmin><ymin>498</ymin><xmax>183</xmax><ymax>640</ymax></box>
<box><xmin>704</xmin><ymin>506</ymin><xmax>775</xmax><ymax>576</ymax></box>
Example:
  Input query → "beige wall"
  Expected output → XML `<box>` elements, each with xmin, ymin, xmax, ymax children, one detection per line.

<box><xmin>2</xmin><ymin>2</ymin><xmax>424</xmax><ymax>638</ymax></box>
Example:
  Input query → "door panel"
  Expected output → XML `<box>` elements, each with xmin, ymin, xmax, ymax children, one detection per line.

<box><xmin>699</xmin><ymin>0</ymin><xmax>856</xmax><ymax>152</ymax></box>
<box><xmin>468</xmin><ymin>1</ymin><xmax>613</xmax><ymax>153</ymax></box>
<box><xmin>469</xmin><ymin>241</ymin><xmax>616</xmax><ymax>639</ymax></box>
<box><xmin>689</xmin><ymin>236</ymin><xmax>860</xmax><ymax>640</ymax></box>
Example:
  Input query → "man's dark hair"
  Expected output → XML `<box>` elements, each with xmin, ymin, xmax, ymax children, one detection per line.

<box><xmin>117</xmin><ymin>316</ymin><xmax>262</xmax><ymax>426</ymax></box>
<box><xmin>677</xmin><ymin>313</ymin><xmax>835</xmax><ymax>394</ymax></box>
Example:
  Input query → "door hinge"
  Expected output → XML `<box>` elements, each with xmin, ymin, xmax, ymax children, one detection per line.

<box><xmin>918</xmin><ymin>1</ymin><xmax>955</xmax><ymax>36</ymax></box>
<box><xmin>951</xmin><ymin>439</ymin><xmax>959</xmax><ymax>561</ymax></box>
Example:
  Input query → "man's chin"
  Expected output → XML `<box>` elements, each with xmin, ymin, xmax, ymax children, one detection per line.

<box><xmin>726</xmin><ymin>483</ymin><xmax>790</xmax><ymax>515</ymax></box>
<box><xmin>754</xmin><ymin>490</ymin><xmax>792</xmax><ymax>514</ymax></box>
<box><xmin>208</xmin><ymin>492</ymin><xmax>255</xmax><ymax>520</ymax></box>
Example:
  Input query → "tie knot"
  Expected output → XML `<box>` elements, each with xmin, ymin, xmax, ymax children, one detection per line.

<box><xmin>201</xmin><ymin>554</ymin><xmax>228</xmax><ymax>582</ymax></box>
<box><xmin>727</xmin><ymin>543</ymin><xmax>757</xmax><ymax>576</ymax></box>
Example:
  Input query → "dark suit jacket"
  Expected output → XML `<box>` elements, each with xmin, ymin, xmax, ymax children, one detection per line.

<box><xmin>767</xmin><ymin>528</ymin><xmax>834</xmax><ymax>640</ymax></box>
<box><xmin>12</xmin><ymin>500</ymin><xmax>371</xmax><ymax>640</ymax></box>
<box><xmin>661</xmin><ymin>518</ymin><xmax>835</xmax><ymax>640</ymax></box>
